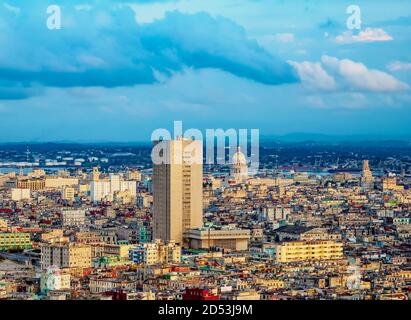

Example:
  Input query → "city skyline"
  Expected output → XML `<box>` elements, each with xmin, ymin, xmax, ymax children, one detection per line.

<box><xmin>0</xmin><ymin>0</ymin><xmax>411</xmax><ymax>142</ymax></box>
<box><xmin>1</xmin><ymin>0</ymin><xmax>411</xmax><ymax>307</ymax></box>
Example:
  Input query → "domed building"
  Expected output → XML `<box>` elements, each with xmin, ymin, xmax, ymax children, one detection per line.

<box><xmin>230</xmin><ymin>147</ymin><xmax>248</xmax><ymax>183</ymax></box>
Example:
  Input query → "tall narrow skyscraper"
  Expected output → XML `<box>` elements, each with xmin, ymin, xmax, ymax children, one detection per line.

<box><xmin>153</xmin><ymin>137</ymin><xmax>203</xmax><ymax>245</ymax></box>
<box><xmin>361</xmin><ymin>159</ymin><xmax>374</xmax><ymax>189</ymax></box>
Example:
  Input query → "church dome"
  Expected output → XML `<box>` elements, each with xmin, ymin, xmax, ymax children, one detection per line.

<box><xmin>232</xmin><ymin>147</ymin><xmax>247</xmax><ymax>165</ymax></box>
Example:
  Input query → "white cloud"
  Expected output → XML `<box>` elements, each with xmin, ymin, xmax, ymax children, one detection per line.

<box><xmin>336</xmin><ymin>28</ymin><xmax>393</xmax><ymax>44</ymax></box>
<box><xmin>288</xmin><ymin>60</ymin><xmax>336</xmax><ymax>91</ymax></box>
<box><xmin>321</xmin><ymin>55</ymin><xmax>409</xmax><ymax>92</ymax></box>
<box><xmin>387</xmin><ymin>61</ymin><xmax>411</xmax><ymax>72</ymax></box>
<box><xmin>289</xmin><ymin>56</ymin><xmax>409</xmax><ymax>93</ymax></box>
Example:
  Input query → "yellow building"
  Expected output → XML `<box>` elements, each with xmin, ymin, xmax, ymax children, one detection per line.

<box><xmin>127</xmin><ymin>170</ymin><xmax>142</xmax><ymax>181</ymax></box>
<box><xmin>62</xmin><ymin>186</ymin><xmax>75</xmax><ymax>201</ymax></box>
<box><xmin>28</xmin><ymin>169</ymin><xmax>45</xmax><ymax>178</ymax></box>
<box><xmin>255</xmin><ymin>278</ymin><xmax>285</xmax><ymax>289</ymax></box>
<box><xmin>79</xmin><ymin>184</ymin><xmax>90</xmax><ymax>194</ymax></box>
<box><xmin>0</xmin><ymin>233</ymin><xmax>32</xmax><ymax>251</ymax></box>
<box><xmin>75</xmin><ymin>231</ymin><xmax>102</xmax><ymax>244</ymax></box>
<box><xmin>40</xmin><ymin>243</ymin><xmax>92</xmax><ymax>270</ymax></box>
<box><xmin>275</xmin><ymin>240</ymin><xmax>344</xmax><ymax>263</ymax></box>
<box><xmin>92</xmin><ymin>167</ymin><xmax>100</xmax><ymax>181</ymax></box>
<box><xmin>103</xmin><ymin>243</ymin><xmax>135</xmax><ymax>259</ymax></box>
<box><xmin>41</xmin><ymin>229</ymin><xmax>67</xmax><ymax>243</ymax></box>
<box><xmin>45</xmin><ymin>177</ymin><xmax>78</xmax><ymax>189</ymax></box>
<box><xmin>382</xmin><ymin>177</ymin><xmax>403</xmax><ymax>192</ymax></box>
<box><xmin>0</xmin><ymin>219</ymin><xmax>7</xmax><ymax>232</ymax></box>
<box><xmin>16</xmin><ymin>177</ymin><xmax>45</xmax><ymax>191</ymax></box>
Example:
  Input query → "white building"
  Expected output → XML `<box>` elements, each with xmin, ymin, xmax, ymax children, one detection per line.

<box><xmin>129</xmin><ymin>240</ymin><xmax>181</xmax><ymax>265</ymax></box>
<box><xmin>61</xmin><ymin>209</ymin><xmax>86</xmax><ymax>227</ymax></box>
<box><xmin>40</xmin><ymin>267</ymin><xmax>71</xmax><ymax>291</ymax></box>
<box><xmin>230</xmin><ymin>147</ymin><xmax>248</xmax><ymax>184</ymax></box>
<box><xmin>259</xmin><ymin>205</ymin><xmax>290</xmax><ymax>222</ymax></box>
<box><xmin>90</xmin><ymin>174</ymin><xmax>136</xmax><ymax>203</ymax></box>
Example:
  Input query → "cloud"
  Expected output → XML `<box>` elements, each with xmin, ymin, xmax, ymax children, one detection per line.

<box><xmin>322</xmin><ymin>56</ymin><xmax>409</xmax><ymax>92</ymax></box>
<box><xmin>139</xmin><ymin>11</ymin><xmax>297</xmax><ymax>85</ymax></box>
<box><xmin>288</xmin><ymin>61</ymin><xmax>336</xmax><ymax>91</ymax></box>
<box><xmin>336</xmin><ymin>28</ymin><xmax>393</xmax><ymax>44</ymax></box>
<box><xmin>387</xmin><ymin>61</ymin><xmax>411</xmax><ymax>72</ymax></box>
<box><xmin>290</xmin><ymin>56</ymin><xmax>409</xmax><ymax>92</ymax></box>
<box><xmin>0</xmin><ymin>2</ymin><xmax>297</xmax><ymax>100</ymax></box>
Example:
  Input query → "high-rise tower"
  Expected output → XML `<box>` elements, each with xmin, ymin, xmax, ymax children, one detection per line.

<box><xmin>153</xmin><ymin>137</ymin><xmax>203</xmax><ymax>244</ymax></box>
<box><xmin>361</xmin><ymin>160</ymin><xmax>374</xmax><ymax>188</ymax></box>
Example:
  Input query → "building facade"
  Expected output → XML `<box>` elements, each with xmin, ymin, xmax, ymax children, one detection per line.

<box><xmin>153</xmin><ymin>138</ymin><xmax>203</xmax><ymax>244</ymax></box>
<box><xmin>274</xmin><ymin>240</ymin><xmax>344</xmax><ymax>263</ymax></box>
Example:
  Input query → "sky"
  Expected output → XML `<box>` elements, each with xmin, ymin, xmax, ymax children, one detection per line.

<box><xmin>0</xmin><ymin>0</ymin><xmax>410</xmax><ymax>142</ymax></box>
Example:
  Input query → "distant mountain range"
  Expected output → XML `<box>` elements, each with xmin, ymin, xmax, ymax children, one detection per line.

<box><xmin>260</xmin><ymin>133</ymin><xmax>411</xmax><ymax>144</ymax></box>
<box><xmin>1</xmin><ymin>133</ymin><xmax>411</xmax><ymax>146</ymax></box>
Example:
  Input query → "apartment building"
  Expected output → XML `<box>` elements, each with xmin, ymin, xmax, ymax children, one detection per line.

<box><xmin>40</xmin><ymin>243</ymin><xmax>92</xmax><ymax>270</ymax></box>
<box><xmin>61</xmin><ymin>209</ymin><xmax>86</xmax><ymax>227</ymax></box>
<box><xmin>274</xmin><ymin>240</ymin><xmax>344</xmax><ymax>263</ymax></box>
<box><xmin>129</xmin><ymin>240</ymin><xmax>181</xmax><ymax>265</ymax></box>
<box><xmin>0</xmin><ymin>233</ymin><xmax>32</xmax><ymax>251</ymax></box>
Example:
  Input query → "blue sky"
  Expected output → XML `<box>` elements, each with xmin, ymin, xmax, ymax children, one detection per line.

<box><xmin>0</xmin><ymin>0</ymin><xmax>410</xmax><ymax>142</ymax></box>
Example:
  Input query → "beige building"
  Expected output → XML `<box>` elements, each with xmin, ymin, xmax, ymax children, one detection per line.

<box><xmin>185</xmin><ymin>228</ymin><xmax>250</xmax><ymax>251</ymax></box>
<box><xmin>127</xmin><ymin>170</ymin><xmax>142</xmax><ymax>181</ymax></box>
<box><xmin>62</xmin><ymin>186</ymin><xmax>75</xmax><ymax>201</ymax></box>
<box><xmin>0</xmin><ymin>218</ymin><xmax>7</xmax><ymax>231</ymax></box>
<box><xmin>61</xmin><ymin>209</ymin><xmax>86</xmax><ymax>227</ymax></box>
<box><xmin>275</xmin><ymin>240</ymin><xmax>344</xmax><ymax>263</ymax></box>
<box><xmin>16</xmin><ymin>177</ymin><xmax>45</xmax><ymax>191</ymax></box>
<box><xmin>28</xmin><ymin>169</ymin><xmax>45</xmax><ymax>178</ymax></box>
<box><xmin>45</xmin><ymin>177</ymin><xmax>78</xmax><ymax>189</ymax></box>
<box><xmin>11</xmin><ymin>188</ymin><xmax>30</xmax><ymax>201</ymax></box>
<box><xmin>383</xmin><ymin>177</ymin><xmax>403</xmax><ymax>191</ymax></box>
<box><xmin>361</xmin><ymin>160</ymin><xmax>374</xmax><ymax>188</ymax></box>
<box><xmin>153</xmin><ymin>138</ymin><xmax>203</xmax><ymax>244</ymax></box>
<box><xmin>75</xmin><ymin>231</ymin><xmax>102</xmax><ymax>244</ymax></box>
<box><xmin>92</xmin><ymin>167</ymin><xmax>100</xmax><ymax>181</ymax></box>
<box><xmin>41</xmin><ymin>229</ymin><xmax>65</xmax><ymax>242</ymax></box>
<box><xmin>40</xmin><ymin>243</ymin><xmax>92</xmax><ymax>270</ymax></box>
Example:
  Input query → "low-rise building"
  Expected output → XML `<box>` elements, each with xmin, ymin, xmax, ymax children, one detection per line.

<box><xmin>185</xmin><ymin>228</ymin><xmax>250</xmax><ymax>251</ymax></box>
